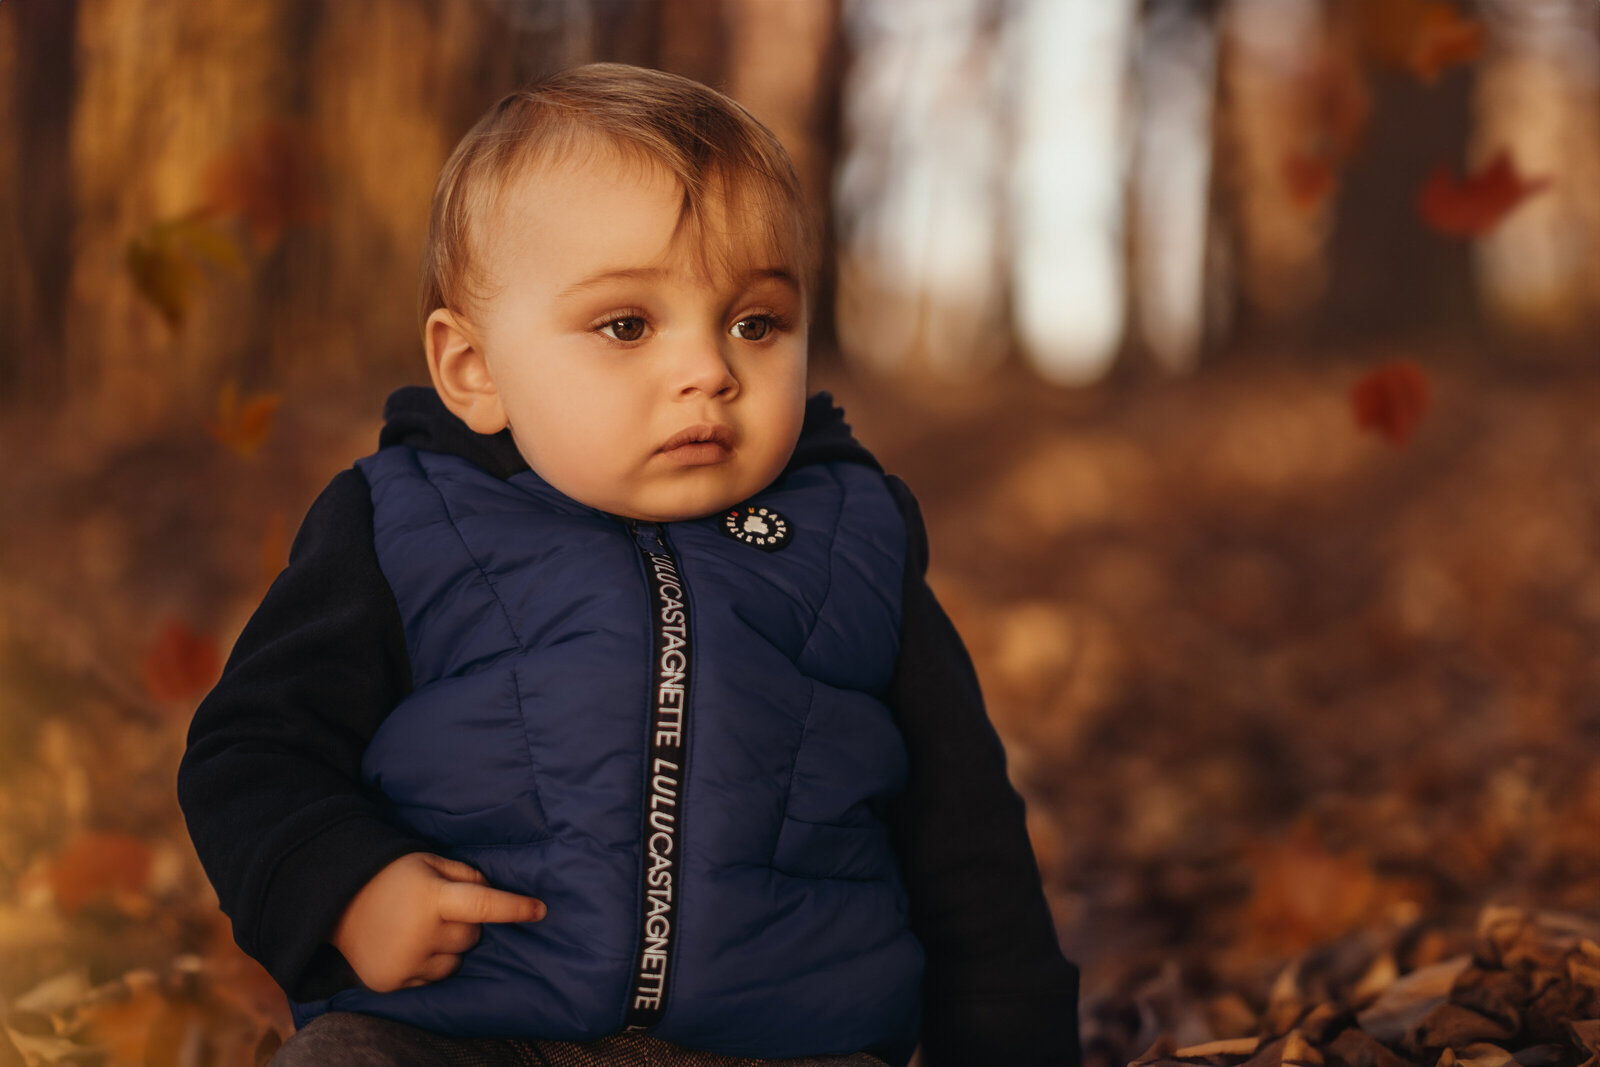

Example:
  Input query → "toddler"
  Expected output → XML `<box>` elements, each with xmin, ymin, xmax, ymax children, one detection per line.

<box><xmin>179</xmin><ymin>63</ymin><xmax>1078</xmax><ymax>1067</ymax></box>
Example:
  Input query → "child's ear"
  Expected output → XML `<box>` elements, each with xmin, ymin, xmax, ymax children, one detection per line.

<box><xmin>424</xmin><ymin>308</ymin><xmax>509</xmax><ymax>435</ymax></box>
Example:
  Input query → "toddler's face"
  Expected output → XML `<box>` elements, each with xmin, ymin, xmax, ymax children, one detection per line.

<box><xmin>466</xmin><ymin>148</ymin><xmax>808</xmax><ymax>522</ymax></box>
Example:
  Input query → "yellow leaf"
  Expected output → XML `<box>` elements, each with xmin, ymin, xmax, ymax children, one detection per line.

<box><xmin>124</xmin><ymin>231</ymin><xmax>200</xmax><ymax>329</ymax></box>
<box><xmin>124</xmin><ymin>214</ymin><xmax>246</xmax><ymax>330</ymax></box>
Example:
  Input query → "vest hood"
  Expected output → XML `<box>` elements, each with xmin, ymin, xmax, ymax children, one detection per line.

<box><xmin>377</xmin><ymin>387</ymin><xmax>882</xmax><ymax>483</ymax></box>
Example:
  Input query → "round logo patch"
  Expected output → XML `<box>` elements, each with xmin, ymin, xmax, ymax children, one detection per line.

<box><xmin>721</xmin><ymin>504</ymin><xmax>792</xmax><ymax>552</ymax></box>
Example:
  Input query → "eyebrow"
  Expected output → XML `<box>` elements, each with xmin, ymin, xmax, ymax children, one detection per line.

<box><xmin>556</xmin><ymin>266</ymin><xmax>800</xmax><ymax>300</ymax></box>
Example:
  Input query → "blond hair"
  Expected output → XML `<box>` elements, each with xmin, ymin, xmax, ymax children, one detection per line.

<box><xmin>419</xmin><ymin>63</ymin><xmax>814</xmax><ymax>330</ymax></box>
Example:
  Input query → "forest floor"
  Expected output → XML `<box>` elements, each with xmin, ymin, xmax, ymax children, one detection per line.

<box><xmin>1</xmin><ymin>346</ymin><xmax>1597</xmax><ymax>1066</ymax></box>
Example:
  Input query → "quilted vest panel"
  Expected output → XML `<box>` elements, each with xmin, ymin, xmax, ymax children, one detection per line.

<box><xmin>296</xmin><ymin>446</ymin><xmax>923</xmax><ymax>1061</ymax></box>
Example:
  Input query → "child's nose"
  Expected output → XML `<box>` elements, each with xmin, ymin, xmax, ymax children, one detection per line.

<box><xmin>674</xmin><ymin>335</ymin><xmax>739</xmax><ymax>398</ymax></box>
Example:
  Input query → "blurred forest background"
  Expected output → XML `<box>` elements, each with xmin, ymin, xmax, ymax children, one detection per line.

<box><xmin>3</xmin><ymin>1</ymin><xmax>1600</xmax><ymax>1065</ymax></box>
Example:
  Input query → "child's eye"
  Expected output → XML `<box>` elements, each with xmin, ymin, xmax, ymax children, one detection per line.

<box><xmin>730</xmin><ymin>315</ymin><xmax>776</xmax><ymax>342</ymax></box>
<box><xmin>596</xmin><ymin>316</ymin><xmax>648</xmax><ymax>343</ymax></box>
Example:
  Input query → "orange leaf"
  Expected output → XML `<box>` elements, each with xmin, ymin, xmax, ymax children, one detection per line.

<box><xmin>206</xmin><ymin>381</ymin><xmax>283</xmax><ymax>459</ymax></box>
<box><xmin>143</xmin><ymin>617</ymin><xmax>222</xmax><ymax>701</ymax></box>
<box><xmin>1407</xmin><ymin>2</ymin><xmax>1484</xmax><ymax>84</ymax></box>
<box><xmin>1351</xmin><ymin>359</ymin><xmax>1430</xmax><ymax>447</ymax></box>
<box><xmin>202</xmin><ymin>120</ymin><xmax>323</xmax><ymax>250</ymax></box>
<box><xmin>1357</xmin><ymin>0</ymin><xmax>1482</xmax><ymax>83</ymax></box>
<box><xmin>1417</xmin><ymin>149</ymin><xmax>1551</xmax><ymax>236</ymax></box>
<box><xmin>45</xmin><ymin>831</ymin><xmax>153</xmax><ymax>918</ymax></box>
<box><xmin>1279</xmin><ymin>50</ymin><xmax>1371</xmax><ymax>210</ymax></box>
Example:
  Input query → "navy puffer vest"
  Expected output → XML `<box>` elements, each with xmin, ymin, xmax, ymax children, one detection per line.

<box><xmin>296</xmin><ymin>444</ymin><xmax>923</xmax><ymax>1060</ymax></box>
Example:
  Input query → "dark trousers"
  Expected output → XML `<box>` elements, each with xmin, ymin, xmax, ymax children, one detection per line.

<box><xmin>271</xmin><ymin>1013</ymin><xmax>889</xmax><ymax>1067</ymax></box>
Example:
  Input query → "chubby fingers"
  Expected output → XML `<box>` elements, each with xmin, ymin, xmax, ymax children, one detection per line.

<box><xmin>399</xmin><ymin>924</ymin><xmax>482</xmax><ymax>989</ymax></box>
<box><xmin>434</xmin><ymin>920</ymin><xmax>482</xmax><ymax>956</ymax></box>
<box><xmin>436</xmin><ymin>880</ymin><xmax>546</xmax><ymax>925</ymax></box>
<box><xmin>418</xmin><ymin>854</ymin><xmax>489</xmax><ymax>885</ymax></box>
<box><xmin>403</xmin><ymin>953</ymin><xmax>467</xmax><ymax>988</ymax></box>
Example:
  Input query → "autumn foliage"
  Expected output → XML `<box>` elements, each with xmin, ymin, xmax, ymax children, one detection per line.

<box><xmin>6</xmin><ymin>3</ymin><xmax>1597</xmax><ymax>1067</ymax></box>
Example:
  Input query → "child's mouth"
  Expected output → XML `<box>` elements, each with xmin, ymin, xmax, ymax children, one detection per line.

<box><xmin>657</xmin><ymin>424</ymin><xmax>734</xmax><ymax>465</ymax></box>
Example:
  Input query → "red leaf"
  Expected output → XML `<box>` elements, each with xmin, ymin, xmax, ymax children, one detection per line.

<box><xmin>143</xmin><ymin>618</ymin><xmax>222</xmax><ymax>701</ymax></box>
<box><xmin>1351</xmin><ymin>359</ymin><xmax>1431</xmax><ymax>446</ymax></box>
<box><xmin>1417</xmin><ymin>150</ymin><xmax>1551</xmax><ymax>237</ymax></box>
<box><xmin>46</xmin><ymin>831</ymin><xmax>153</xmax><ymax>918</ymax></box>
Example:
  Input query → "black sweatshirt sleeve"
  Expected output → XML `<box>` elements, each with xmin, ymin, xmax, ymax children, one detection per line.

<box><xmin>177</xmin><ymin>468</ymin><xmax>431</xmax><ymax>1001</ymax></box>
<box><xmin>884</xmin><ymin>476</ymin><xmax>1081</xmax><ymax>1067</ymax></box>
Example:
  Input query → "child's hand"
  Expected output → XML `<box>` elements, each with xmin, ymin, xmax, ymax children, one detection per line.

<box><xmin>331</xmin><ymin>852</ymin><xmax>545</xmax><ymax>993</ymax></box>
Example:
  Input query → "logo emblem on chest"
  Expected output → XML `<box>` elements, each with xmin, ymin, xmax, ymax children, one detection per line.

<box><xmin>720</xmin><ymin>504</ymin><xmax>792</xmax><ymax>551</ymax></box>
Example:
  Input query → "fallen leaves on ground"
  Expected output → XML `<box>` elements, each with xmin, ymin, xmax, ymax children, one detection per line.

<box><xmin>38</xmin><ymin>832</ymin><xmax>153</xmax><ymax>921</ymax></box>
<box><xmin>5</xmin><ymin>962</ymin><xmax>284</xmax><ymax>1067</ymax></box>
<box><xmin>1240</xmin><ymin>822</ymin><xmax>1416</xmax><ymax>959</ymax></box>
<box><xmin>1119</xmin><ymin>908</ymin><xmax>1600</xmax><ymax>1067</ymax></box>
<box><xmin>6</xmin><ymin>357</ymin><xmax>1600</xmax><ymax>1066</ymax></box>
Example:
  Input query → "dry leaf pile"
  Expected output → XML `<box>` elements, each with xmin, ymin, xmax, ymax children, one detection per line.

<box><xmin>4</xmin><ymin>963</ymin><xmax>282</xmax><ymax>1067</ymax></box>
<box><xmin>1117</xmin><ymin>907</ymin><xmax>1600</xmax><ymax>1067</ymax></box>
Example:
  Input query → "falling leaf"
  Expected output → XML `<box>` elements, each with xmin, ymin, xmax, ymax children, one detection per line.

<box><xmin>44</xmin><ymin>831</ymin><xmax>152</xmax><ymax>919</ymax></box>
<box><xmin>1351</xmin><ymin>360</ymin><xmax>1430</xmax><ymax>447</ymax></box>
<box><xmin>143</xmin><ymin>617</ymin><xmax>222</xmax><ymax>701</ymax></box>
<box><xmin>202</xmin><ymin>120</ymin><xmax>324</xmax><ymax>250</ymax></box>
<box><xmin>1355</xmin><ymin>0</ymin><xmax>1481</xmax><ymax>84</ymax></box>
<box><xmin>206</xmin><ymin>381</ymin><xmax>283</xmax><ymax>459</ymax></box>
<box><xmin>1281</xmin><ymin>51</ymin><xmax>1371</xmax><ymax>213</ymax></box>
<box><xmin>1407</xmin><ymin>3</ymin><xmax>1485</xmax><ymax>84</ymax></box>
<box><xmin>124</xmin><ymin>214</ymin><xmax>246</xmax><ymax>329</ymax></box>
<box><xmin>1417</xmin><ymin>150</ymin><xmax>1551</xmax><ymax>237</ymax></box>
